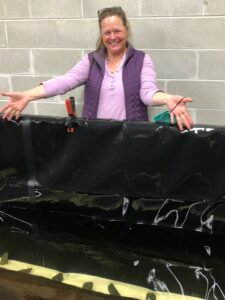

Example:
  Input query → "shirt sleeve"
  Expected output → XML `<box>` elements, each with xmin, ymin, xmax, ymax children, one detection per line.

<box><xmin>140</xmin><ymin>53</ymin><xmax>160</xmax><ymax>106</ymax></box>
<box><xmin>43</xmin><ymin>54</ymin><xmax>90</xmax><ymax>97</ymax></box>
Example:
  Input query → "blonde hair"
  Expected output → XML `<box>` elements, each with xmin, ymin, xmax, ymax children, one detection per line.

<box><xmin>96</xmin><ymin>6</ymin><xmax>130</xmax><ymax>52</ymax></box>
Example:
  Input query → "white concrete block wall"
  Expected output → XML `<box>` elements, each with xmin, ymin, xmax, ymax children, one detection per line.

<box><xmin>0</xmin><ymin>0</ymin><xmax>225</xmax><ymax>126</ymax></box>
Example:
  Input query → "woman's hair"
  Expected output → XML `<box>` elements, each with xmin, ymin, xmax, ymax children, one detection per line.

<box><xmin>96</xmin><ymin>6</ymin><xmax>130</xmax><ymax>52</ymax></box>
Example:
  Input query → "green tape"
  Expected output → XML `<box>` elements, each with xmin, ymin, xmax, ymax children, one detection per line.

<box><xmin>18</xmin><ymin>268</ymin><xmax>32</xmax><ymax>274</ymax></box>
<box><xmin>51</xmin><ymin>272</ymin><xmax>63</xmax><ymax>282</ymax></box>
<box><xmin>82</xmin><ymin>281</ymin><xmax>93</xmax><ymax>290</ymax></box>
<box><xmin>108</xmin><ymin>283</ymin><xmax>120</xmax><ymax>296</ymax></box>
<box><xmin>0</xmin><ymin>252</ymin><xmax>8</xmax><ymax>265</ymax></box>
<box><xmin>146</xmin><ymin>292</ymin><xmax>157</xmax><ymax>300</ymax></box>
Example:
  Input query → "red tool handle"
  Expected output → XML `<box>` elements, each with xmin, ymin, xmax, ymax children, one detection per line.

<box><xmin>65</xmin><ymin>99</ymin><xmax>74</xmax><ymax>116</ymax></box>
<box><xmin>65</xmin><ymin>97</ymin><xmax>76</xmax><ymax>133</ymax></box>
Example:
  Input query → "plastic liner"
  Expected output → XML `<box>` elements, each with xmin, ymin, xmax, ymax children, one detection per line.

<box><xmin>0</xmin><ymin>116</ymin><xmax>225</xmax><ymax>300</ymax></box>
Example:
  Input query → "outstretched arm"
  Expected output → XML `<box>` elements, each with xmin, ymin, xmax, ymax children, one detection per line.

<box><xmin>0</xmin><ymin>85</ymin><xmax>46</xmax><ymax>121</ymax></box>
<box><xmin>140</xmin><ymin>54</ymin><xmax>193</xmax><ymax>131</ymax></box>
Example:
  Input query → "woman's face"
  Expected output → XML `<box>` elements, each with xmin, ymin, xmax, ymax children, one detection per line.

<box><xmin>100</xmin><ymin>15</ymin><xmax>128</xmax><ymax>56</ymax></box>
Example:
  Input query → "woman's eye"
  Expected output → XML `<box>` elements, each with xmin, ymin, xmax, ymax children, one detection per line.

<box><xmin>104</xmin><ymin>31</ymin><xmax>111</xmax><ymax>36</ymax></box>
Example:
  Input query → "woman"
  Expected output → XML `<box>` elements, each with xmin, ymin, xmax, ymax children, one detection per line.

<box><xmin>0</xmin><ymin>7</ymin><xmax>192</xmax><ymax>131</ymax></box>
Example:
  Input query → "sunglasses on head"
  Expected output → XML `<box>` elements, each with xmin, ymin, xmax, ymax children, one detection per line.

<box><xmin>97</xmin><ymin>6</ymin><xmax>122</xmax><ymax>17</ymax></box>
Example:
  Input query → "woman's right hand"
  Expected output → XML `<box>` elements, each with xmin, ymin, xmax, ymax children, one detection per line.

<box><xmin>0</xmin><ymin>91</ymin><xmax>30</xmax><ymax>121</ymax></box>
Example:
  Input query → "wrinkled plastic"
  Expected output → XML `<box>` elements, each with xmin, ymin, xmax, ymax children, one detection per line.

<box><xmin>0</xmin><ymin>116</ymin><xmax>225</xmax><ymax>299</ymax></box>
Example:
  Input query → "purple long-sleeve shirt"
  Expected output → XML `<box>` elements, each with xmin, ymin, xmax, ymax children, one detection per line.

<box><xmin>43</xmin><ymin>53</ymin><xmax>159</xmax><ymax>120</ymax></box>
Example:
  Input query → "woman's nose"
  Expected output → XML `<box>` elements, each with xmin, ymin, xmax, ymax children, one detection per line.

<box><xmin>109</xmin><ymin>32</ymin><xmax>116</xmax><ymax>39</ymax></box>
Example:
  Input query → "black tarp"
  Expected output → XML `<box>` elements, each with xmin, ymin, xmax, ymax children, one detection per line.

<box><xmin>0</xmin><ymin>116</ymin><xmax>225</xmax><ymax>299</ymax></box>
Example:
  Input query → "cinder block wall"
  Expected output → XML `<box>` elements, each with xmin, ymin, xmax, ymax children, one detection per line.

<box><xmin>0</xmin><ymin>0</ymin><xmax>225</xmax><ymax>126</ymax></box>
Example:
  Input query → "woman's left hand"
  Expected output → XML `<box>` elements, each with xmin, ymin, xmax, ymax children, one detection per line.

<box><xmin>166</xmin><ymin>95</ymin><xmax>193</xmax><ymax>131</ymax></box>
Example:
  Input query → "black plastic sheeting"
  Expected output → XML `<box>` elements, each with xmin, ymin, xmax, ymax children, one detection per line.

<box><xmin>0</xmin><ymin>116</ymin><xmax>225</xmax><ymax>299</ymax></box>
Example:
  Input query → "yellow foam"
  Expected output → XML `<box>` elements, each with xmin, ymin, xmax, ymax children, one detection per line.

<box><xmin>0</xmin><ymin>255</ymin><xmax>203</xmax><ymax>300</ymax></box>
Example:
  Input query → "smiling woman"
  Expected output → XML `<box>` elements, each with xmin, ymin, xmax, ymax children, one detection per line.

<box><xmin>0</xmin><ymin>6</ymin><xmax>193</xmax><ymax>131</ymax></box>
<box><xmin>96</xmin><ymin>6</ymin><xmax>130</xmax><ymax>53</ymax></box>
